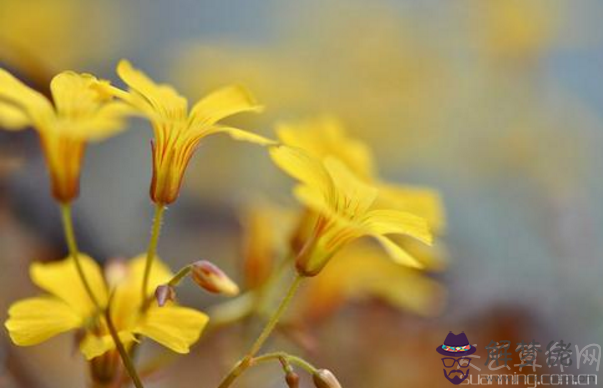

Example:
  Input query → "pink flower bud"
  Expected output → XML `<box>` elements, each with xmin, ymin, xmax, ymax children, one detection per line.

<box><xmin>191</xmin><ymin>260</ymin><xmax>240</xmax><ymax>297</ymax></box>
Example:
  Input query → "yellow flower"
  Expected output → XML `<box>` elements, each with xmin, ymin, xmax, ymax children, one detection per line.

<box><xmin>270</xmin><ymin>146</ymin><xmax>433</xmax><ymax>276</ymax></box>
<box><xmin>237</xmin><ymin>202</ymin><xmax>444</xmax><ymax>320</ymax></box>
<box><xmin>110</xmin><ymin>60</ymin><xmax>273</xmax><ymax>205</ymax></box>
<box><xmin>0</xmin><ymin>68</ymin><xmax>132</xmax><ymax>202</ymax></box>
<box><xmin>4</xmin><ymin>255</ymin><xmax>209</xmax><ymax>361</ymax></box>
<box><xmin>276</xmin><ymin>117</ymin><xmax>445</xmax><ymax>232</ymax></box>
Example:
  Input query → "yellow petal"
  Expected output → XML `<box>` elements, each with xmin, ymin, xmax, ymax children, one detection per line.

<box><xmin>5</xmin><ymin>297</ymin><xmax>82</xmax><ymax>346</ymax></box>
<box><xmin>377</xmin><ymin>184</ymin><xmax>446</xmax><ymax>233</ymax></box>
<box><xmin>270</xmin><ymin>146</ymin><xmax>333</xmax><ymax>201</ymax></box>
<box><xmin>126</xmin><ymin>254</ymin><xmax>173</xmax><ymax>298</ymax></box>
<box><xmin>50</xmin><ymin>72</ymin><xmax>103</xmax><ymax>117</ymax></box>
<box><xmin>110</xmin><ymin>255</ymin><xmax>173</xmax><ymax>330</ymax></box>
<box><xmin>276</xmin><ymin>117</ymin><xmax>375</xmax><ymax>180</ymax></box>
<box><xmin>116</xmin><ymin>60</ymin><xmax>188</xmax><ymax>120</ymax></box>
<box><xmin>362</xmin><ymin>209</ymin><xmax>433</xmax><ymax>245</ymax></box>
<box><xmin>30</xmin><ymin>254</ymin><xmax>108</xmax><ymax>317</ymax></box>
<box><xmin>0</xmin><ymin>102</ymin><xmax>30</xmax><ymax>130</ymax></box>
<box><xmin>372</xmin><ymin>235</ymin><xmax>424</xmax><ymax>268</ymax></box>
<box><xmin>292</xmin><ymin>185</ymin><xmax>330</xmax><ymax>215</ymax></box>
<box><xmin>206</xmin><ymin>126</ymin><xmax>275</xmax><ymax>145</ymax></box>
<box><xmin>49</xmin><ymin>72</ymin><xmax>133</xmax><ymax>140</ymax></box>
<box><xmin>135</xmin><ymin>306</ymin><xmax>209</xmax><ymax>354</ymax></box>
<box><xmin>80</xmin><ymin>331</ymin><xmax>136</xmax><ymax>360</ymax></box>
<box><xmin>324</xmin><ymin>157</ymin><xmax>378</xmax><ymax>216</ymax></box>
<box><xmin>0</xmin><ymin>68</ymin><xmax>53</xmax><ymax>125</ymax></box>
<box><xmin>190</xmin><ymin>85</ymin><xmax>263</xmax><ymax>127</ymax></box>
<box><xmin>64</xmin><ymin>101</ymin><xmax>133</xmax><ymax>141</ymax></box>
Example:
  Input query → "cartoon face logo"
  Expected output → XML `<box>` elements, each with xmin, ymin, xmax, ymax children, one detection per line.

<box><xmin>436</xmin><ymin>332</ymin><xmax>477</xmax><ymax>385</ymax></box>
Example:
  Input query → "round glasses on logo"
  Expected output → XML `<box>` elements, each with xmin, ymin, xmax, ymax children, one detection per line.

<box><xmin>442</xmin><ymin>358</ymin><xmax>471</xmax><ymax>368</ymax></box>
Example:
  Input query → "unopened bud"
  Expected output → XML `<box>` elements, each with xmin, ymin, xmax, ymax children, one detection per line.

<box><xmin>191</xmin><ymin>260</ymin><xmax>240</xmax><ymax>296</ymax></box>
<box><xmin>155</xmin><ymin>284</ymin><xmax>176</xmax><ymax>307</ymax></box>
<box><xmin>285</xmin><ymin>371</ymin><xmax>300</xmax><ymax>388</ymax></box>
<box><xmin>313</xmin><ymin>369</ymin><xmax>341</xmax><ymax>388</ymax></box>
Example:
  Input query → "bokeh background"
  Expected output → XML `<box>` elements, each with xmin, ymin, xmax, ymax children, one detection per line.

<box><xmin>1</xmin><ymin>0</ymin><xmax>602</xmax><ymax>387</ymax></box>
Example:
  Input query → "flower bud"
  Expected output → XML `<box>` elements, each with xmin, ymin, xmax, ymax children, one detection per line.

<box><xmin>191</xmin><ymin>260</ymin><xmax>240</xmax><ymax>296</ymax></box>
<box><xmin>285</xmin><ymin>371</ymin><xmax>300</xmax><ymax>388</ymax></box>
<box><xmin>313</xmin><ymin>369</ymin><xmax>342</xmax><ymax>388</ymax></box>
<box><xmin>155</xmin><ymin>284</ymin><xmax>176</xmax><ymax>307</ymax></box>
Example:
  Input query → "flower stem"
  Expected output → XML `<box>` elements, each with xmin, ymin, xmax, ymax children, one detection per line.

<box><xmin>253</xmin><ymin>351</ymin><xmax>317</xmax><ymax>374</ymax></box>
<box><xmin>105</xmin><ymin>309</ymin><xmax>144</xmax><ymax>388</ymax></box>
<box><xmin>142</xmin><ymin>203</ymin><xmax>165</xmax><ymax>304</ymax></box>
<box><xmin>59</xmin><ymin>203</ymin><xmax>99</xmax><ymax>308</ymax></box>
<box><xmin>218</xmin><ymin>274</ymin><xmax>304</xmax><ymax>387</ymax></box>
<box><xmin>59</xmin><ymin>202</ymin><xmax>143</xmax><ymax>387</ymax></box>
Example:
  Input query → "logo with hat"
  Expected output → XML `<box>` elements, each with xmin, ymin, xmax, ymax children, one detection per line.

<box><xmin>436</xmin><ymin>332</ymin><xmax>476</xmax><ymax>385</ymax></box>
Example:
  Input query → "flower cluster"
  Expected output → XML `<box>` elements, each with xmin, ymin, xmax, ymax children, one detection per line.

<box><xmin>0</xmin><ymin>62</ymin><xmax>444</xmax><ymax>387</ymax></box>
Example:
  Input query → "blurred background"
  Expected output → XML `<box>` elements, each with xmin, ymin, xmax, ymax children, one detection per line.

<box><xmin>1</xmin><ymin>0</ymin><xmax>602</xmax><ymax>386</ymax></box>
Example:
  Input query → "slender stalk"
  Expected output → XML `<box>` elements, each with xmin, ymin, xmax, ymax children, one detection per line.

<box><xmin>218</xmin><ymin>274</ymin><xmax>304</xmax><ymax>387</ymax></box>
<box><xmin>59</xmin><ymin>203</ymin><xmax>143</xmax><ymax>387</ymax></box>
<box><xmin>167</xmin><ymin>264</ymin><xmax>192</xmax><ymax>286</ymax></box>
<box><xmin>60</xmin><ymin>203</ymin><xmax>100</xmax><ymax>308</ymax></box>
<box><xmin>105</xmin><ymin>310</ymin><xmax>144</xmax><ymax>388</ymax></box>
<box><xmin>142</xmin><ymin>204</ymin><xmax>165</xmax><ymax>303</ymax></box>
<box><xmin>253</xmin><ymin>351</ymin><xmax>317</xmax><ymax>374</ymax></box>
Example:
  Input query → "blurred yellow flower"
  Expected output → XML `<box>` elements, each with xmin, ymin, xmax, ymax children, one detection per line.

<box><xmin>276</xmin><ymin>117</ymin><xmax>445</xmax><ymax>233</ymax></box>
<box><xmin>237</xmin><ymin>202</ymin><xmax>444</xmax><ymax>320</ymax></box>
<box><xmin>0</xmin><ymin>0</ymin><xmax>126</xmax><ymax>88</ymax></box>
<box><xmin>110</xmin><ymin>60</ymin><xmax>273</xmax><ymax>205</ymax></box>
<box><xmin>270</xmin><ymin>146</ymin><xmax>432</xmax><ymax>276</ymax></box>
<box><xmin>5</xmin><ymin>255</ymin><xmax>208</xmax><ymax>360</ymax></box>
<box><xmin>0</xmin><ymin>69</ymin><xmax>132</xmax><ymax>202</ymax></box>
<box><xmin>297</xmin><ymin>242</ymin><xmax>445</xmax><ymax>321</ymax></box>
<box><xmin>476</xmin><ymin>0</ymin><xmax>558</xmax><ymax>63</ymax></box>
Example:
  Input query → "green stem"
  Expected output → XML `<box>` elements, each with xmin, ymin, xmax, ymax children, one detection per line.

<box><xmin>218</xmin><ymin>274</ymin><xmax>304</xmax><ymax>387</ymax></box>
<box><xmin>142</xmin><ymin>204</ymin><xmax>165</xmax><ymax>304</ymax></box>
<box><xmin>252</xmin><ymin>251</ymin><xmax>295</xmax><ymax>316</ymax></box>
<box><xmin>253</xmin><ymin>352</ymin><xmax>317</xmax><ymax>374</ymax></box>
<box><xmin>60</xmin><ymin>203</ymin><xmax>100</xmax><ymax>308</ymax></box>
<box><xmin>105</xmin><ymin>309</ymin><xmax>144</xmax><ymax>388</ymax></box>
<box><xmin>59</xmin><ymin>203</ymin><xmax>143</xmax><ymax>387</ymax></box>
<box><xmin>167</xmin><ymin>265</ymin><xmax>192</xmax><ymax>286</ymax></box>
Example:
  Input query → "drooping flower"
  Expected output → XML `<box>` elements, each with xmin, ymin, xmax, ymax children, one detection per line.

<box><xmin>109</xmin><ymin>60</ymin><xmax>273</xmax><ymax>205</ymax></box>
<box><xmin>270</xmin><ymin>146</ymin><xmax>432</xmax><ymax>276</ymax></box>
<box><xmin>0</xmin><ymin>68</ymin><xmax>132</xmax><ymax>202</ymax></box>
<box><xmin>4</xmin><ymin>255</ymin><xmax>208</xmax><ymax>368</ymax></box>
<box><xmin>276</xmin><ymin>116</ymin><xmax>445</xmax><ymax>233</ymax></box>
